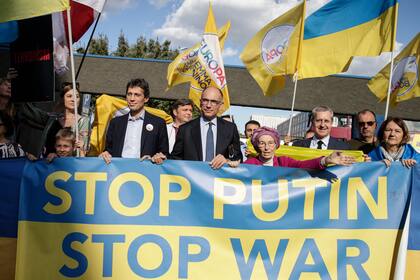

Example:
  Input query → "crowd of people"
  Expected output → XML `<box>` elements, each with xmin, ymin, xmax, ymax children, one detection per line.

<box><xmin>0</xmin><ymin>75</ymin><xmax>418</xmax><ymax>169</ymax></box>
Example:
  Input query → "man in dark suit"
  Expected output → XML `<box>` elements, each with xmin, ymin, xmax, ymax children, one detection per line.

<box><xmin>170</xmin><ymin>86</ymin><xmax>242</xmax><ymax>169</ymax></box>
<box><xmin>99</xmin><ymin>78</ymin><xmax>168</xmax><ymax>164</ymax></box>
<box><xmin>293</xmin><ymin>105</ymin><xmax>350</xmax><ymax>150</ymax></box>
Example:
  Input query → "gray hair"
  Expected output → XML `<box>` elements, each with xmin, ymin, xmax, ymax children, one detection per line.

<box><xmin>311</xmin><ymin>106</ymin><xmax>334</xmax><ymax>122</ymax></box>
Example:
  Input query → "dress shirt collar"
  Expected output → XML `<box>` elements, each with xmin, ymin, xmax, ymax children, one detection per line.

<box><xmin>128</xmin><ymin>110</ymin><xmax>145</xmax><ymax>122</ymax></box>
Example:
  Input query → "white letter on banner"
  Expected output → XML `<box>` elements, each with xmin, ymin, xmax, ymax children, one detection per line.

<box><xmin>252</xmin><ymin>180</ymin><xmax>289</xmax><ymax>221</ymax></box>
<box><xmin>108</xmin><ymin>173</ymin><xmax>154</xmax><ymax>216</ymax></box>
<box><xmin>159</xmin><ymin>175</ymin><xmax>191</xmax><ymax>216</ymax></box>
<box><xmin>347</xmin><ymin>177</ymin><xmax>388</xmax><ymax>220</ymax></box>
<box><xmin>214</xmin><ymin>178</ymin><xmax>246</xmax><ymax>219</ymax></box>
<box><xmin>43</xmin><ymin>171</ymin><xmax>72</xmax><ymax>214</ymax></box>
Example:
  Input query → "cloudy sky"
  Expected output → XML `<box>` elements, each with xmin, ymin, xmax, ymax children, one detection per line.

<box><xmin>79</xmin><ymin>0</ymin><xmax>419</xmax><ymax>77</ymax></box>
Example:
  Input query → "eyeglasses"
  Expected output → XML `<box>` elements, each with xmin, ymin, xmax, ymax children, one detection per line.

<box><xmin>201</xmin><ymin>98</ymin><xmax>221</xmax><ymax>106</ymax></box>
<box><xmin>258</xmin><ymin>141</ymin><xmax>276</xmax><ymax>147</ymax></box>
<box><xmin>359</xmin><ymin>121</ymin><xmax>375</xmax><ymax>127</ymax></box>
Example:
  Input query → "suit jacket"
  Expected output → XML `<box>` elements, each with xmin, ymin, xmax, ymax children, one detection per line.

<box><xmin>105</xmin><ymin>111</ymin><xmax>169</xmax><ymax>157</ymax></box>
<box><xmin>292</xmin><ymin>136</ymin><xmax>350</xmax><ymax>150</ymax></box>
<box><xmin>170</xmin><ymin>117</ymin><xmax>242</xmax><ymax>161</ymax></box>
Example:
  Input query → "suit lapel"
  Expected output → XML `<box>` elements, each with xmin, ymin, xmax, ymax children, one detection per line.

<box><xmin>117</xmin><ymin>114</ymin><xmax>129</xmax><ymax>156</ymax></box>
<box><xmin>141</xmin><ymin>111</ymin><xmax>149</xmax><ymax>153</ymax></box>
<box><xmin>216</xmin><ymin>118</ymin><xmax>224</xmax><ymax>155</ymax></box>
<box><xmin>192</xmin><ymin>119</ymin><xmax>203</xmax><ymax>161</ymax></box>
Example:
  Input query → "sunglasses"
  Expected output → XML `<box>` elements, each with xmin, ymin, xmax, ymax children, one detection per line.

<box><xmin>359</xmin><ymin>121</ymin><xmax>375</xmax><ymax>127</ymax></box>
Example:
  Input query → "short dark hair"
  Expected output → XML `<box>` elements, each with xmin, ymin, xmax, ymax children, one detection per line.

<box><xmin>357</xmin><ymin>109</ymin><xmax>377</xmax><ymax>121</ymax></box>
<box><xmin>0</xmin><ymin>77</ymin><xmax>10</xmax><ymax>85</ymax></box>
<box><xmin>245</xmin><ymin>120</ymin><xmax>260</xmax><ymax>129</ymax></box>
<box><xmin>377</xmin><ymin>117</ymin><xmax>410</xmax><ymax>145</ymax></box>
<box><xmin>0</xmin><ymin>111</ymin><xmax>14</xmax><ymax>138</ymax></box>
<box><xmin>126</xmin><ymin>78</ymin><xmax>150</xmax><ymax>98</ymax></box>
<box><xmin>171</xmin><ymin>99</ymin><xmax>194</xmax><ymax>117</ymax></box>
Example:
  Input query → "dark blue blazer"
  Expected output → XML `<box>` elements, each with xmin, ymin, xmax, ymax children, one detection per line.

<box><xmin>105</xmin><ymin>111</ymin><xmax>169</xmax><ymax>157</ymax></box>
<box><xmin>170</xmin><ymin>117</ymin><xmax>242</xmax><ymax>161</ymax></box>
<box><xmin>292</xmin><ymin>136</ymin><xmax>351</xmax><ymax>150</ymax></box>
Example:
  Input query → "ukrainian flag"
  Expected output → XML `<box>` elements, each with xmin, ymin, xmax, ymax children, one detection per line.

<box><xmin>0</xmin><ymin>0</ymin><xmax>69</xmax><ymax>23</ymax></box>
<box><xmin>297</xmin><ymin>0</ymin><xmax>398</xmax><ymax>79</ymax></box>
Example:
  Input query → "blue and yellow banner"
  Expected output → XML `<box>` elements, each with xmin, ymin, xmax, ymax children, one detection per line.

<box><xmin>406</xmin><ymin>165</ymin><xmax>420</xmax><ymax>279</ymax></box>
<box><xmin>8</xmin><ymin>158</ymin><xmax>414</xmax><ymax>279</ymax></box>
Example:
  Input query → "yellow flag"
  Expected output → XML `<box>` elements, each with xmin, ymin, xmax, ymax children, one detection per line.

<box><xmin>167</xmin><ymin>3</ymin><xmax>231</xmax><ymax>114</ymax></box>
<box><xmin>89</xmin><ymin>95</ymin><xmax>172</xmax><ymax>156</ymax></box>
<box><xmin>246</xmin><ymin>139</ymin><xmax>364</xmax><ymax>162</ymax></box>
<box><xmin>0</xmin><ymin>0</ymin><xmax>69</xmax><ymax>23</ymax></box>
<box><xmin>240</xmin><ymin>1</ymin><xmax>305</xmax><ymax>96</ymax></box>
<box><xmin>368</xmin><ymin>32</ymin><xmax>420</xmax><ymax>105</ymax></box>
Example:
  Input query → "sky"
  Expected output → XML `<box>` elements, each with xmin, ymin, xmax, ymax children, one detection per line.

<box><xmin>78</xmin><ymin>0</ymin><xmax>420</xmax><ymax>131</ymax></box>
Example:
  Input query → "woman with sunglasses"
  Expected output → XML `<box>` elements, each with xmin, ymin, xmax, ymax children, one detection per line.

<box><xmin>368</xmin><ymin>117</ymin><xmax>419</xmax><ymax>168</ymax></box>
<box><xmin>244</xmin><ymin>127</ymin><xmax>355</xmax><ymax>168</ymax></box>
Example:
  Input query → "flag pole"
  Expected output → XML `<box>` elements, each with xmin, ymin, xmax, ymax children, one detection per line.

<box><xmin>66</xmin><ymin>7</ymin><xmax>80</xmax><ymax>156</ymax></box>
<box><xmin>287</xmin><ymin>0</ymin><xmax>306</xmax><ymax>138</ymax></box>
<box><xmin>384</xmin><ymin>1</ymin><xmax>399</xmax><ymax>119</ymax></box>
<box><xmin>287</xmin><ymin>72</ymin><xmax>298</xmax><ymax>136</ymax></box>
<box><xmin>75</xmin><ymin>12</ymin><xmax>102</xmax><ymax>80</ymax></box>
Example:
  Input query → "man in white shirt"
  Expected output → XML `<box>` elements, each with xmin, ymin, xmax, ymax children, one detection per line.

<box><xmin>167</xmin><ymin>99</ymin><xmax>193</xmax><ymax>153</ymax></box>
<box><xmin>293</xmin><ymin>105</ymin><xmax>350</xmax><ymax>150</ymax></box>
<box><xmin>100</xmin><ymin>78</ymin><xmax>168</xmax><ymax>164</ymax></box>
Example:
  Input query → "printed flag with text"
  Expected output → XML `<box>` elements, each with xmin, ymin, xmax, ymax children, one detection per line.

<box><xmin>0</xmin><ymin>0</ymin><xmax>69</xmax><ymax>23</ymax></box>
<box><xmin>167</xmin><ymin>4</ymin><xmax>230</xmax><ymax>114</ymax></box>
<box><xmin>240</xmin><ymin>1</ymin><xmax>305</xmax><ymax>96</ymax></box>
<box><xmin>368</xmin><ymin>32</ymin><xmax>419</xmax><ymax>105</ymax></box>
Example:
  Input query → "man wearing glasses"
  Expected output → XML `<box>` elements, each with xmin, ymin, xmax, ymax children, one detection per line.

<box><xmin>170</xmin><ymin>86</ymin><xmax>242</xmax><ymax>169</ymax></box>
<box><xmin>348</xmin><ymin>109</ymin><xmax>379</xmax><ymax>154</ymax></box>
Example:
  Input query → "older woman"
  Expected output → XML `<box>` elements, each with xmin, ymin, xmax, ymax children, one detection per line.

<box><xmin>244</xmin><ymin>127</ymin><xmax>355</xmax><ymax>168</ymax></box>
<box><xmin>368</xmin><ymin>117</ymin><xmax>418</xmax><ymax>167</ymax></box>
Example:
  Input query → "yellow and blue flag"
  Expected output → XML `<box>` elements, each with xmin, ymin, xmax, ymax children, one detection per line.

<box><xmin>0</xmin><ymin>0</ymin><xmax>69</xmax><ymax>23</ymax></box>
<box><xmin>240</xmin><ymin>1</ymin><xmax>306</xmax><ymax>96</ymax></box>
<box><xmin>368</xmin><ymin>32</ymin><xmax>419</xmax><ymax>105</ymax></box>
<box><xmin>296</xmin><ymin>0</ymin><xmax>398</xmax><ymax>79</ymax></box>
<box><xmin>167</xmin><ymin>4</ymin><xmax>231</xmax><ymax>114</ymax></box>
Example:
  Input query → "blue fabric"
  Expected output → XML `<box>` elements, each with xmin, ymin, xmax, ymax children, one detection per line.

<box><xmin>368</xmin><ymin>144</ymin><xmax>420</xmax><ymax>162</ymax></box>
<box><xmin>0</xmin><ymin>21</ymin><xmax>18</xmax><ymax>44</ymax></box>
<box><xmin>304</xmin><ymin>0</ymin><xmax>397</xmax><ymax>40</ymax></box>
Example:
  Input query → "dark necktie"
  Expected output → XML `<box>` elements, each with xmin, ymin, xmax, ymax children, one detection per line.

<box><xmin>205</xmin><ymin>122</ymin><xmax>214</xmax><ymax>161</ymax></box>
<box><xmin>317</xmin><ymin>140</ymin><xmax>323</xmax><ymax>150</ymax></box>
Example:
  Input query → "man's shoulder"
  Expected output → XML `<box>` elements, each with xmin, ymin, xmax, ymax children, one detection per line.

<box><xmin>110</xmin><ymin>114</ymin><xmax>128</xmax><ymax>124</ymax></box>
<box><xmin>292</xmin><ymin>138</ymin><xmax>311</xmax><ymax>147</ymax></box>
<box><xmin>179</xmin><ymin>118</ymin><xmax>200</xmax><ymax>130</ymax></box>
<box><xmin>329</xmin><ymin>136</ymin><xmax>351</xmax><ymax>149</ymax></box>
<box><xmin>217</xmin><ymin>117</ymin><xmax>238</xmax><ymax>130</ymax></box>
<box><xmin>144</xmin><ymin>111</ymin><xmax>166</xmax><ymax>124</ymax></box>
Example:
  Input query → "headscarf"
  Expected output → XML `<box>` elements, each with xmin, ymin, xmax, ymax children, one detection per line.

<box><xmin>251</xmin><ymin>126</ymin><xmax>280</xmax><ymax>150</ymax></box>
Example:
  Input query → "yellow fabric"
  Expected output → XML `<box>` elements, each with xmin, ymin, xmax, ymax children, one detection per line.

<box><xmin>167</xmin><ymin>4</ymin><xmax>231</xmax><ymax>114</ymax></box>
<box><xmin>240</xmin><ymin>2</ymin><xmax>305</xmax><ymax>96</ymax></box>
<box><xmin>89</xmin><ymin>94</ymin><xmax>172</xmax><ymax>156</ymax></box>
<box><xmin>246</xmin><ymin>138</ymin><xmax>364</xmax><ymax>162</ymax></box>
<box><xmin>368</xmin><ymin>32</ymin><xmax>420</xmax><ymax>105</ymax></box>
<box><xmin>0</xmin><ymin>0</ymin><xmax>69</xmax><ymax>23</ymax></box>
<box><xmin>0</xmin><ymin>237</ymin><xmax>16</xmax><ymax>280</ymax></box>
<box><xmin>291</xmin><ymin>4</ymin><xmax>398</xmax><ymax>79</ymax></box>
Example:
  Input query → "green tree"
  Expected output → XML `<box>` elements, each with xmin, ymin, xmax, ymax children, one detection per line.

<box><xmin>88</xmin><ymin>33</ymin><xmax>109</xmax><ymax>55</ymax></box>
<box><xmin>114</xmin><ymin>30</ymin><xmax>129</xmax><ymax>57</ymax></box>
<box><xmin>131</xmin><ymin>36</ymin><xmax>148</xmax><ymax>58</ymax></box>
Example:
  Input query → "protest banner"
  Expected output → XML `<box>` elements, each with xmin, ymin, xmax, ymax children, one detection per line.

<box><xmin>6</xmin><ymin>158</ymin><xmax>412</xmax><ymax>279</ymax></box>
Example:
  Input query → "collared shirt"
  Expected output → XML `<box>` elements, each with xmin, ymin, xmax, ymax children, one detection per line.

<box><xmin>167</xmin><ymin>123</ymin><xmax>178</xmax><ymax>153</ymax></box>
<box><xmin>122</xmin><ymin>110</ymin><xmax>145</xmax><ymax>158</ymax></box>
<box><xmin>200</xmin><ymin>117</ymin><xmax>217</xmax><ymax>162</ymax></box>
<box><xmin>310</xmin><ymin>135</ymin><xmax>330</xmax><ymax>150</ymax></box>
